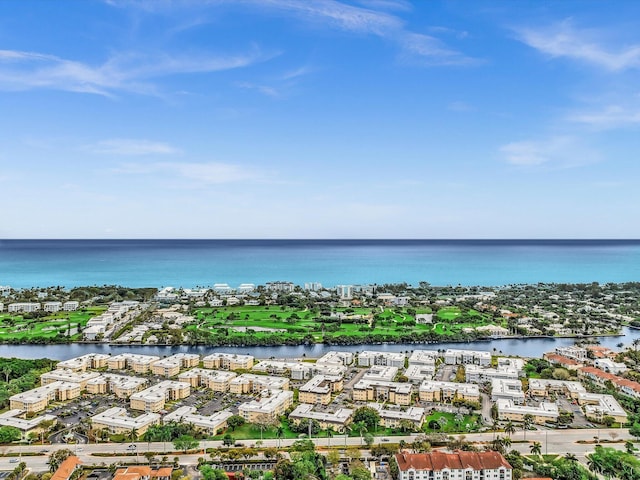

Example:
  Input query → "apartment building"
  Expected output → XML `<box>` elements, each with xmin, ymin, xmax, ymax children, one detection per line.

<box><xmin>496</xmin><ymin>399</ymin><xmax>559</xmax><ymax>424</ymax></box>
<box><xmin>0</xmin><ymin>409</ymin><xmax>57</xmax><ymax>433</ymax></box>
<box><xmin>578</xmin><ymin>367</ymin><xmax>640</xmax><ymax>399</ymax></box>
<box><xmin>238</xmin><ymin>389</ymin><xmax>294</xmax><ymax>422</ymax></box>
<box><xmin>85</xmin><ymin>374</ymin><xmax>147</xmax><ymax>398</ymax></box>
<box><xmin>288</xmin><ymin>404</ymin><xmax>353</xmax><ymax>432</ymax></box>
<box><xmin>443</xmin><ymin>349</ymin><xmax>491</xmax><ymax>366</ymax></box>
<box><xmin>363</xmin><ymin>366</ymin><xmax>399</xmax><ymax>382</ymax></box>
<box><xmin>7</xmin><ymin>302</ymin><xmax>40</xmax><ymax>313</ymax></box>
<box><xmin>316</xmin><ymin>351</ymin><xmax>354</xmax><ymax>366</ymax></box>
<box><xmin>491</xmin><ymin>379</ymin><xmax>525</xmax><ymax>405</ymax></box>
<box><xmin>541</xmin><ymin>353</ymin><xmax>583</xmax><ymax>371</ymax></box>
<box><xmin>298</xmin><ymin>375</ymin><xmax>343</xmax><ymax>405</ymax></box>
<box><xmin>202</xmin><ymin>353</ymin><xmax>254</xmax><ymax>371</ymax></box>
<box><xmin>405</xmin><ymin>364</ymin><xmax>436</xmax><ymax>383</ymax></box>
<box><xmin>229</xmin><ymin>374</ymin><xmax>289</xmax><ymax>395</ymax></box>
<box><xmin>577</xmin><ymin>393</ymin><xmax>628</xmax><ymax>424</ymax></box>
<box><xmin>130</xmin><ymin>381</ymin><xmax>191</xmax><ymax>412</ymax></box>
<box><xmin>352</xmin><ymin>380</ymin><xmax>412</xmax><ymax>406</ymax></box>
<box><xmin>107</xmin><ymin>354</ymin><xmax>160</xmax><ymax>374</ymax></box>
<box><xmin>465</xmin><ymin>365</ymin><xmax>520</xmax><ymax>383</ymax></box>
<box><xmin>43</xmin><ymin>302</ymin><xmax>63</xmax><ymax>312</ymax></box>
<box><xmin>395</xmin><ymin>451</ymin><xmax>512</xmax><ymax>480</ymax></box>
<box><xmin>56</xmin><ymin>353</ymin><xmax>110</xmax><ymax>372</ymax></box>
<box><xmin>357</xmin><ymin>351</ymin><xmax>406</xmax><ymax>368</ymax></box>
<box><xmin>177</xmin><ymin>368</ymin><xmax>237</xmax><ymax>391</ymax></box>
<box><xmin>418</xmin><ymin>381</ymin><xmax>480</xmax><ymax>403</ymax></box>
<box><xmin>41</xmin><ymin>369</ymin><xmax>101</xmax><ymax>389</ymax></box>
<box><xmin>408</xmin><ymin>350</ymin><xmax>438</xmax><ymax>366</ymax></box>
<box><xmin>528</xmin><ymin>379</ymin><xmax>586</xmax><ymax>399</ymax></box>
<box><xmin>150</xmin><ymin>354</ymin><xmax>200</xmax><ymax>377</ymax></box>
<box><xmin>369</xmin><ymin>403</ymin><xmax>425</xmax><ymax>429</ymax></box>
<box><xmin>252</xmin><ymin>360</ymin><xmax>345</xmax><ymax>380</ymax></box>
<box><xmin>10</xmin><ymin>381</ymin><xmax>81</xmax><ymax>413</ymax></box>
<box><xmin>63</xmin><ymin>301</ymin><xmax>79</xmax><ymax>311</ymax></box>
<box><xmin>163</xmin><ymin>406</ymin><xmax>232</xmax><ymax>434</ymax></box>
<box><xmin>91</xmin><ymin>407</ymin><xmax>160</xmax><ymax>436</ymax></box>
<box><xmin>555</xmin><ymin>346</ymin><xmax>587</xmax><ymax>361</ymax></box>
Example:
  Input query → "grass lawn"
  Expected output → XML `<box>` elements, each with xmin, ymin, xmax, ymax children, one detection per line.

<box><xmin>423</xmin><ymin>412</ymin><xmax>481</xmax><ymax>433</ymax></box>
<box><xmin>212</xmin><ymin>422</ymin><xmax>301</xmax><ymax>441</ymax></box>
<box><xmin>0</xmin><ymin>307</ymin><xmax>106</xmax><ymax>341</ymax></box>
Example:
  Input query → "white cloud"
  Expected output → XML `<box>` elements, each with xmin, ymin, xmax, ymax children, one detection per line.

<box><xmin>235</xmin><ymin>81</ymin><xmax>280</xmax><ymax>98</ymax></box>
<box><xmin>516</xmin><ymin>20</ymin><xmax>640</xmax><ymax>71</ymax></box>
<box><xmin>500</xmin><ymin>136</ymin><xmax>599</xmax><ymax>168</ymax></box>
<box><xmin>107</xmin><ymin>0</ymin><xmax>477</xmax><ymax>66</ymax></box>
<box><xmin>85</xmin><ymin>139</ymin><xmax>181</xmax><ymax>156</ymax></box>
<box><xmin>0</xmin><ymin>47</ymin><xmax>269</xmax><ymax>96</ymax></box>
<box><xmin>568</xmin><ymin>104</ymin><xmax>640</xmax><ymax>129</ymax></box>
<box><xmin>447</xmin><ymin>101</ymin><xmax>473</xmax><ymax>112</ymax></box>
<box><xmin>113</xmin><ymin>160</ymin><xmax>262</xmax><ymax>185</ymax></box>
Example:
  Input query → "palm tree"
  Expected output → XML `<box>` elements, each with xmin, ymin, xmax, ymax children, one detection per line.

<box><xmin>529</xmin><ymin>442</ymin><xmax>542</xmax><ymax>457</ymax></box>
<box><xmin>352</xmin><ymin>421</ymin><xmax>368</xmax><ymax>446</ymax></box>
<box><xmin>504</xmin><ymin>421</ymin><xmax>516</xmax><ymax>437</ymax></box>
<box><xmin>522</xmin><ymin>415</ymin><xmax>533</xmax><ymax>440</ymax></box>
<box><xmin>564</xmin><ymin>453</ymin><xmax>577</xmax><ymax>463</ymax></box>
<box><xmin>275</xmin><ymin>425</ymin><xmax>284</xmax><ymax>449</ymax></box>
<box><xmin>501</xmin><ymin>436</ymin><xmax>512</xmax><ymax>451</ymax></box>
<box><xmin>326</xmin><ymin>427</ymin><xmax>334</xmax><ymax>447</ymax></box>
<box><xmin>587</xmin><ymin>454</ymin><xmax>604</xmax><ymax>477</ymax></box>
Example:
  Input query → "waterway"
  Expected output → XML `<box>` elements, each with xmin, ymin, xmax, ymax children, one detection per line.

<box><xmin>2</xmin><ymin>327</ymin><xmax>638</xmax><ymax>360</ymax></box>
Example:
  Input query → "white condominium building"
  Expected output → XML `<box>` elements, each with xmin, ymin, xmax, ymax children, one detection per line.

<box><xmin>163</xmin><ymin>406</ymin><xmax>233</xmax><ymax>434</ymax></box>
<box><xmin>465</xmin><ymin>364</ymin><xmax>520</xmax><ymax>383</ymax></box>
<box><xmin>91</xmin><ymin>407</ymin><xmax>160</xmax><ymax>435</ymax></box>
<box><xmin>63</xmin><ymin>301</ymin><xmax>79</xmax><ymax>311</ymax></box>
<box><xmin>491</xmin><ymin>379</ymin><xmax>525</xmax><ymax>405</ymax></box>
<box><xmin>239</xmin><ymin>389</ymin><xmax>294</xmax><ymax>422</ymax></box>
<box><xmin>404</xmin><ymin>364</ymin><xmax>436</xmax><ymax>383</ymax></box>
<box><xmin>316</xmin><ymin>351</ymin><xmax>354</xmax><ymax>366</ymax></box>
<box><xmin>578</xmin><ymin>393</ymin><xmax>628</xmax><ymax>423</ymax></box>
<box><xmin>43</xmin><ymin>302</ymin><xmax>62</xmax><ymax>312</ymax></box>
<box><xmin>408</xmin><ymin>350</ymin><xmax>438</xmax><ymax>366</ymax></box>
<box><xmin>358</xmin><ymin>351</ymin><xmax>406</xmax><ymax>368</ymax></box>
<box><xmin>444</xmin><ymin>349</ymin><xmax>491</xmax><ymax>366</ymax></box>
<box><xmin>352</xmin><ymin>380</ymin><xmax>412</xmax><ymax>406</ymax></box>
<box><xmin>8</xmin><ymin>303</ymin><xmax>40</xmax><ymax>313</ymax></box>
<box><xmin>362</xmin><ymin>366</ymin><xmax>399</xmax><ymax>382</ymax></box>
<box><xmin>298</xmin><ymin>375</ymin><xmax>344</xmax><ymax>405</ymax></box>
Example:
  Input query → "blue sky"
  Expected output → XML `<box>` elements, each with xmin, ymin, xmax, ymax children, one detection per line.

<box><xmin>1</xmin><ymin>0</ymin><xmax>639</xmax><ymax>238</ymax></box>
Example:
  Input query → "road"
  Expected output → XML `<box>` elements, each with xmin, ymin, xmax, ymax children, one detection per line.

<box><xmin>0</xmin><ymin>428</ymin><xmax>631</xmax><ymax>472</ymax></box>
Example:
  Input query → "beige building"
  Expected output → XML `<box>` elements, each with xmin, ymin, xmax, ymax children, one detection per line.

<box><xmin>151</xmin><ymin>354</ymin><xmax>201</xmax><ymax>377</ymax></box>
<box><xmin>288</xmin><ymin>404</ymin><xmax>353</xmax><ymax>432</ymax></box>
<box><xmin>578</xmin><ymin>393</ymin><xmax>628</xmax><ymax>424</ymax></box>
<box><xmin>418</xmin><ymin>381</ymin><xmax>480</xmax><ymax>403</ymax></box>
<box><xmin>41</xmin><ymin>369</ymin><xmax>102</xmax><ymax>389</ymax></box>
<box><xmin>163</xmin><ymin>406</ymin><xmax>232</xmax><ymax>434</ymax></box>
<box><xmin>85</xmin><ymin>374</ymin><xmax>147</xmax><ymax>398</ymax></box>
<box><xmin>10</xmin><ymin>381</ymin><xmax>81</xmax><ymax>413</ymax></box>
<box><xmin>107</xmin><ymin>354</ymin><xmax>160</xmax><ymax>373</ymax></box>
<box><xmin>496</xmin><ymin>398</ymin><xmax>559</xmax><ymax>424</ymax></box>
<box><xmin>130</xmin><ymin>381</ymin><xmax>191</xmax><ymax>412</ymax></box>
<box><xmin>357</xmin><ymin>351</ymin><xmax>406</xmax><ymax>368</ymax></box>
<box><xmin>177</xmin><ymin>368</ymin><xmax>237</xmax><ymax>391</ymax></box>
<box><xmin>202</xmin><ymin>353</ymin><xmax>254</xmax><ymax>371</ymax></box>
<box><xmin>229</xmin><ymin>374</ymin><xmax>289</xmax><ymax>395</ymax></box>
<box><xmin>91</xmin><ymin>407</ymin><xmax>160</xmax><ymax>436</ymax></box>
<box><xmin>239</xmin><ymin>389</ymin><xmax>293</xmax><ymax>422</ymax></box>
<box><xmin>370</xmin><ymin>404</ymin><xmax>425</xmax><ymax>429</ymax></box>
<box><xmin>298</xmin><ymin>375</ymin><xmax>343</xmax><ymax>406</ymax></box>
<box><xmin>352</xmin><ymin>380</ymin><xmax>412</xmax><ymax>406</ymax></box>
<box><xmin>56</xmin><ymin>353</ymin><xmax>111</xmax><ymax>372</ymax></box>
<box><xmin>528</xmin><ymin>379</ymin><xmax>586</xmax><ymax>399</ymax></box>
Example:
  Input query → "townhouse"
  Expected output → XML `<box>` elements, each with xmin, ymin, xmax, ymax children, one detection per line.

<box><xmin>395</xmin><ymin>451</ymin><xmax>512</xmax><ymax>480</ymax></box>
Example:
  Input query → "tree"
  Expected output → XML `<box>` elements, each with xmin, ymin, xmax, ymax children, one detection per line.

<box><xmin>222</xmin><ymin>434</ymin><xmax>234</xmax><ymax>446</ymax></box>
<box><xmin>529</xmin><ymin>442</ymin><xmax>542</xmax><ymax>457</ymax></box>
<box><xmin>352</xmin><ymin>421</ymin><xmax>368</xmax><ymax>445</ymax></box>
<box><xmin>173</xmin><ymin>435</ymin><xmax>199</xmax><ymax>453</ymax></box>
<box><xmin>522</xmin><ymin>415</ymin><xmax>534</xmax><ymax>440</ymax></box>
<box><xmin>363</xmin><ymin>433</ymin><xmax>375</xmax><ymax>448</ymax></box>
<box><xmin>629</xmin><ymin>422</ymin><xmax>640</xmax><ymax>440</ymax></box>
<box><xmin>504</xmin><ymin>421</ymin><xmax>516</xmax><ymax>437</ymax></box>
<box><xmin>227</xmin><ymin>415</ymin><xmax>245</xmax><ymax>431</ymax></box>
<box><xmin>48</xmin><ymin>449</ymin><xmax>74</xmax><ymax>472</ymax></box>
<box><xmin>352</xmin><ymin>406</ymin><xmax>381</xmax><ymax>431</ymax></box>
<box><xmin>253</xmin><ymin>414</ymin><xmax>279</xmax><ymax>440</ymax></box>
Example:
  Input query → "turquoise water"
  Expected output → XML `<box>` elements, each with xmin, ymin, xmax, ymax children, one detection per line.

<box><xmin>1</xmin><ymin>239</ymin><xmax>640</xmax><ymax>288</ymax></box>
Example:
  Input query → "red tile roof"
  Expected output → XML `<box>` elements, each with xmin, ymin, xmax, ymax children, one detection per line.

<box><xmin>395</xmin><ymin>451</ymin><xmax>512</xmax><ymax>472</ymax></box>
<box><xmin>544</xmin><ymin>354</ymin><xmax>581</xmax><ymax>366</ymax></box>
<box><xmin>579</xmin><ymin>366</ymin><xmax>640</xmax><ymax>393</ymax></box>
<box><xmin>51</xmin><ymin>456</ymin><xmax>82</xmax><ymax>480</ymax></box>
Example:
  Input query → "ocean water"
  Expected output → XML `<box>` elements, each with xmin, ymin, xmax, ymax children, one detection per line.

<box><xmin>1</xmin><ymin>239</ymin><xmax>640</xmax><ymax>288</ymax></box>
